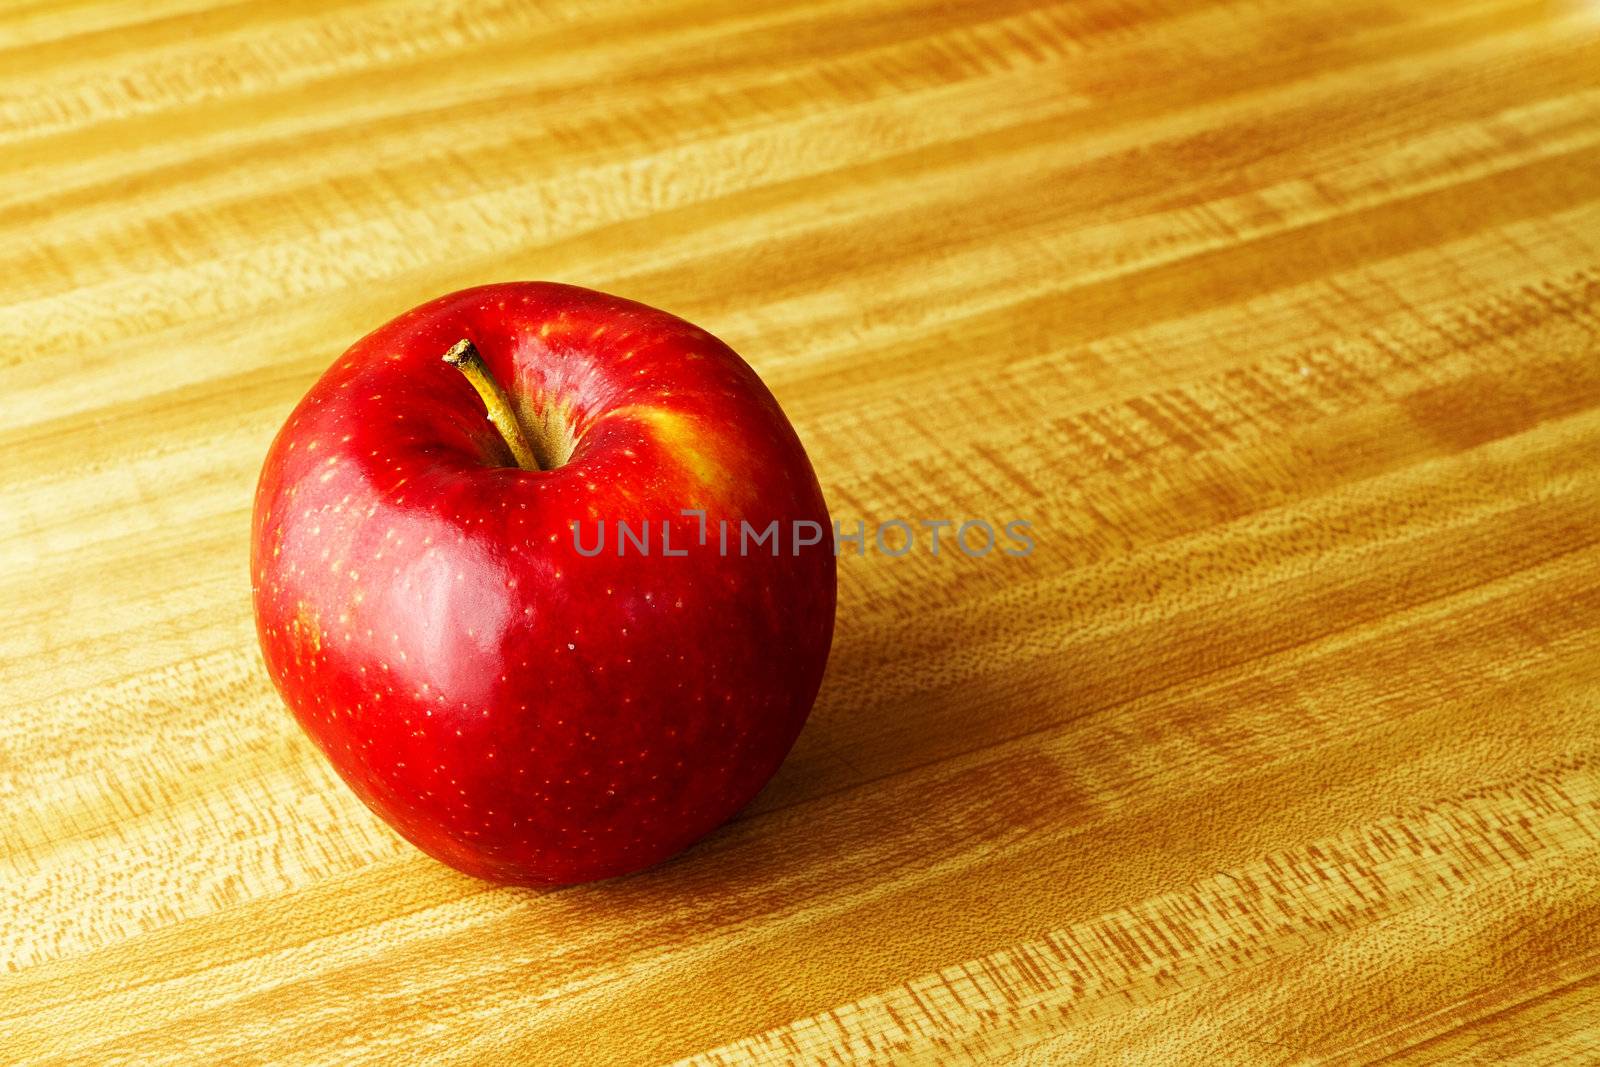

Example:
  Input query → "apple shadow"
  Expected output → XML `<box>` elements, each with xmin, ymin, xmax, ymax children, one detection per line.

<box><xmin>552</xmin><ymin>549</ymin><xmax>1093</xmax><ymax>898</ymax></box>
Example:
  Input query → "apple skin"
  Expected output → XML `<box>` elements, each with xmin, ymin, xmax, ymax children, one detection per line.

<box><xmin>251</xmin><ymin>283</ymin><xmax>836</xmax><ymax>885</ymax></box>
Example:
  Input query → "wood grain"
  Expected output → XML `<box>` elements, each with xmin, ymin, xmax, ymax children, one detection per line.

<box><xmin>3</xmin><ymin>0</ymin><xmax>1599</xmax><ymax>1063</ymax></box>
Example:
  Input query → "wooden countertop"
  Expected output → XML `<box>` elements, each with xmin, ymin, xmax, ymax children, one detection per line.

<box><xmin>4</xmin><ymin>1</ymin><xmax>1599</xmax><ymax>1063</ymax></box>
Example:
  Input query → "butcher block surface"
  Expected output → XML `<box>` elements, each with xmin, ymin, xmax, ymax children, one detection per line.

<box><xmin>4</xmin><ymin>0</ymin><xmax>1600</xmax><ymax>1063</ymax></box>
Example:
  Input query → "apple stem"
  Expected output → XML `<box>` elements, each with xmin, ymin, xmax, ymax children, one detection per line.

<box><xmin>442</xmin><ymin>339</ymin><xmax>544</xmax><ymax>471</ymax></box>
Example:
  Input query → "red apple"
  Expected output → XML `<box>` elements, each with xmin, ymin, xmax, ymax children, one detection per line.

<box><xmin>251</xmin><ymin>282</ymin><xmax>836</xmax><ymax>885</ymax></box>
